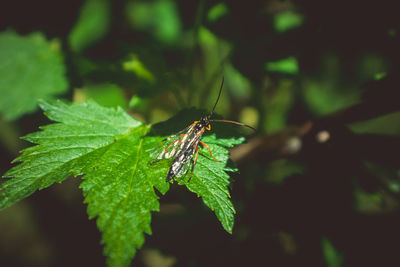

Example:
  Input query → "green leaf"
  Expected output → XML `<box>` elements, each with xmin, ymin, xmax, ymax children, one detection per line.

<box><xmin>1</xmin><ymin>100</ymin><xmax>141</xmax><ymax>210</ymax></box>
<box><xmin>301</xmin><ymin>53</ymin><xmax>362</xmax><ymax>115</ymax></box>
<box><xmin>223</xmin><ymin>64</ymin><xmax>252</xmax><ymax>99</ymax></box>
<box><xmin>125</xmin><ymin>0</ymin><xmax>182</xmax><ymax>44</ymax></box>
<box><xmin>207</xmin><ymin>3</ymin><xmax>229</xmax><ymax>23</ymax></box>
<box><xmin>181</xmin><ymin>134</ymin><xmax>240</xmax><ymax>233</ymax></box>
<box><xmin>273</xmin><ymin>11</ymin><xmax>304</xmax><ymax>33</ymax></box>
<box><xmin>1</xmin><ymin>102</ymin><xmax>244</xmax><ymax>266</ymax></box>
<box><xmin>348</xmin><ymin>111</ymin><xmax>400</xmax><ymax>136</ymax></box>
<box><xmin>0</xmin><ymin>31</ymin><xmax>68</xmax><ymax>120</ymax></box>
<box><xmin>264</xmin><ymin>80</ymin><xmax>294</xmax><ymax>133</ymax></box>
<box><xmin>265</xmin><ymin>57</ymin><xmax>299</xmax><ymax>74</ymax></box>
<box><xmin>68</xmin><ymin>0</ymin><xmax>111</xmax><ymax>52</ymax></box>
<box><xmin>302</xmin><ymin>79</ymin><xmax>361</xmax><ymax>115</ymax></box>
<box><xmin>322</xmin><ymin>237</ymin><xmax>343</xmax><ymax>267</ymax></box>
<box><xmin>128</xmin><ymin>95</ymin><xmax>149</xmax><ymax>110</ymax></box>
<box><xmin>122</xmin><ymin>54</ymin><xmax>155</xmax><ymax>83</ymax></box>
<box><xmin>150</xmin><ymin>108</ymin><xmax>244</xmax><ymax>233</ymax></box>
<box><xmin>75</xmin><ymin>83</ymin><xmax>128</xmax><ymax>109</ymax></box>
<box><xmin>357</xmin><ymin>53</ymin><xmax>389</xmax><ymax>82</ymax></box>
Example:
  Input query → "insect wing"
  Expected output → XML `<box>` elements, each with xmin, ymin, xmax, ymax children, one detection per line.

<box><xmin>150</xmin><ymin>135</ymin><xmax>183</xmax><ymax>160</ymax></box>
<box><xmin>150</xmin><ymin>123</ymin><xmax>196</xmax><ymax>160</ymax></box>
<box><xmin>175</xmin><ymin>147</ymin><xmax>195</xmax><ymax>178</ymax></box>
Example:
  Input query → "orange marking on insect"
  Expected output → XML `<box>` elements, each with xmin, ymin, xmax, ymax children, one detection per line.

<box><xmin>166</xmin><ymin>139</ymin><xmax>183</xmax><ymax>151</ymax></box>
<box><xmin>200</xmin><ymin>141</ymin><xmax>220</xmax><ymax>161</ymax></box>
<box><xmin>188</xmin><ymin>146</ymin><xmax>200</xmax><ymax>182</ymax></box>
<box><xmin>193</xmin><ymin>146</ymin><xmax>200</xmax><ymax>166</ymax></box>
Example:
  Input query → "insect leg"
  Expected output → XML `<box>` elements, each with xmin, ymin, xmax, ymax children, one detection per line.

<box><xmin>199</xmin><ymin>141</ymin><xmax>220</xmax><ymax>161</ymax></box>
<box><xmin>188</xmin><ymin>146</ymin><xmax>200</xmax><ymax>182</ymax></box>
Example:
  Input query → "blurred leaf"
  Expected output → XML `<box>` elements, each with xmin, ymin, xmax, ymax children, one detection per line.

<box><xmin>68</xmin><ymin>0</ymin><xmax>111</xmax><ymax>52</ymax></box>
<box><xmin>128</xmin><ymin>95</ymin><xmax>142</xmax><ymax>109</ymax></box>
<box><xmin>274</xmin><ymin>11</ymin><xmax>304</xmax><ymax>33</ymax></box>
<box><xmin>224</xmin><ymin>64</ymin><xmax>252</xmax><ymax>99</ymax></box>
<box><xmin>207</xmin><ymin>3</ymin><xmax>229</xmax><ymax>23</ymax></box>
<box><xmin>198</xmin><ymin>26</ymin><xmax>231</xmax><ymax>80</ymax></box>
<box><xmin>0</xmin><ymin>31</ymin><xmax>68</xmax><ymax>120</ymax></box>
<box><xmin>0</xmin><ymin>118</ymin><xmax>23</xmax><ymax>155</ymax></box>
<box><xmin>199</xmin><ymin>26</ymin><xmax>219</xmax><ymax>47</ymax></box>
<box><xmin>302</xmin><ymin>80</ymin><xmax>360</xmax><ymax>115</ymax></box>
<box><xmin>374</xmin><ymin>72</ymin><xmax>387</xmax><ymax>81</ymax></box>
<box><xmin>72</xmin><ymin>54</ymin><xmax>99</xmax><ymax>76</ymax></box>
<box><xmin>149</xmin><ymin>108</ymin><xmax>172</xmax><ymax>124</ymax></box>
<box><xmin>322</xmin><ymin>237</ymin><xmax>343</xmax><ymax>267</ymax></box>
<box><xmin>123</xmin><ymin>54</ymin><xmax>155</xmax><ymax>83</ymax></box>
<box><xmin>125</xmin><ymin>0</ymin><xmax>181</xmax><ymax>44</ymax></box>
<box><xmin>301</xmin><ymin>53</ymin><xmax>362</xmax><ymax>115</ymax></box>
<box><xmin>264</xmin><ymin>81</ymin><xmax>294</xmax><ymax>133</ymax></box>
<box><xmin>195</xmin><ymin>27</ymin><xmax>231</xmax><ymax>110</ymax></box>
<box><xmin>264</xmin><ymin>159</ymin><xmax>305</xmax><ymax>184</ymax></box>
<box><xmin>357</xmin><ymin>53</ymin><xmax>389</xmax><ymax>83</ymax></box>
<box><xmin>265</xmin><ymin>57</ymin><xmax>299</xmax><ymax>74</ymax></box>
<box><xmin>354</xmin><ymin>187</ymin><xmax>383</xmax><ymax>214</ymax></box>
<box><xmin>348</xmin><ymin>112</ymin><xmax>400</xmax><ymax>135</ymax></box>
<box><xmin>74</xmin><ymin>83</ymin><xmax>127</xmax><ymax>108</ymax></box>
<box><xmin>238</xmin><ymin>107</ymin><xmax>258</xmax><ymax>130</ymax></box>
<box><xmin>363</xmin><ymin>161</ymin><xmax>400</xmax><ymax>195</ymax></box>
<box><xmin>2</xmin><ymin>101</ymin><xmax>245</xmax><ymax>266</ymax></box>
<box><xmin>141</xmin><ymin>249</ymin><xmax>176</xmax><ymax>267</ymax></box>
<box><xmin>129</xmin><ymin>95</ymin><xmax>148</xmax><ymax>110</ymax></box>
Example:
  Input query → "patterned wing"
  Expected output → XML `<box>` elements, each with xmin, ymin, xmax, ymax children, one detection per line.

<box><xmin>175</xmin><ymin>146</ymin><xmax>195</xmax><ymax>178</ymax></box>
<box><xmin>150</xmin><ymin>123</ymin><xmax>196</xmax><ymax>160</ymax></box>
<box><xmin>150</xmin><ymin>135</ymin><xmax>183</xmax><ymax>160</ymax></box>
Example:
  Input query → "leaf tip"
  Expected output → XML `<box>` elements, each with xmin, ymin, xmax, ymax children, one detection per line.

<box><xmin>37</xmin><ymin>99</ymin><xmax>52</xmax><ymax>112</ymax></box>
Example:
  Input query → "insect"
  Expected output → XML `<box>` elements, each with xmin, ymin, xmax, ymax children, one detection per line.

<box><xmin>150</xmin><ymin>77</ymin><xmax>255</xmax><ymax>182</ymax></box>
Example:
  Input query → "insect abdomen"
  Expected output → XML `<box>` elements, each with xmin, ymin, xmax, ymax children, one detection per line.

<box><xmin>166</xmin><ymin>168</ymin><xmax>176</xmax><ymax>182</ymax></box>
<box><xmin>165</xmin><ymin>145</ymin><xmax>194</xmax><ymax>182</ymax></box>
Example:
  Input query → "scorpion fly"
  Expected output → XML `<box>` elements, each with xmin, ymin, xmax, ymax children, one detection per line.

<box><xmin>150</xmin><ymin>77</ymin><xmax>255</xmax><ymax>182</ymax></box>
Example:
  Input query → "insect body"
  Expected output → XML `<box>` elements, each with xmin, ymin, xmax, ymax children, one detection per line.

<box><xmin>150</xmin><ymin>78</ymin><xmax>255</xmax><ymax>182</ymax></box>
<box><xmin>151</xmin><ymin>116</ymin><xmax>217</xmax><ymax>182</ymax></box>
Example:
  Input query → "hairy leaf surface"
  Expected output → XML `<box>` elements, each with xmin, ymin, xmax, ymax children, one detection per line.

<box><xmin>1</xmin><ymin>101</ymin><xmax>244</xmax><ymax>267</ymax></box>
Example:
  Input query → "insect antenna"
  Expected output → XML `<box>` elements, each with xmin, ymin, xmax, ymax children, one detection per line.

<box><xmin>209</xmin><ymin>77</ymin><xmax>224</xmax><ymax>117</ymax></box>
<box><xmin>210</xmin><ymin>119</ymin><xmax>257</xmax><ymax>131</ymax></box>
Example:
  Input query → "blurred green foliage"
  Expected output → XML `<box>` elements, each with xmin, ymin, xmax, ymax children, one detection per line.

<box><xmin>123</xmin><ymin>54</ymin><xmax>156</xmax><ymax>83</ymax></box>
<box><xmin>349</xmin><ymin>112</ymin><xmax>400</xmax><ymax>135</ymax></box>
<box><xmin>273</xmin><ymin>11</ymin><xmax>304</xmax><ymax>33</ymax></box>
<box><xmin>0</xmin><ymin>31</ymin><xmax>68</xmax><ymax>120</ymax></box>
<box><xmin>69</xmin><ymin>0</ymin><xmax>111</xmax><ymax>52</ymax></box>
<box><xmin>125</xmin><ymin>0</ymin><xmax>181</xmax><ymax>45</ymax></box>
<box><xmin>207</xmin><ymin>3</ymin><xmax>229</xmax><ymax>23</ymax></box>
<box><xmin>322</xmin><ymin>237</ymin><xmax>343</xmax><ymax>267</ymax></box>
<box><xmin>265</xmin><ymin>57</ymin><xmax>299</xmax><ymax>74</ymax></box>
<box><xmin>224</xmin><ymin>64</ymin><xmax>252</xmax><ymax>99</ymax></box>
<box><xmin>301</xmin><ymin>53</ymin><xmax>361</xmax><ymax>115</ymax></box>
<box><xmin>75</xmin><ymin>83</ymin><xmax>127</xmax><ymax>108</ymax></box>
<box><xmin>264</xmin><ymin>79</ymin><xmax>294</xmax><ymax>132</ymax></box>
